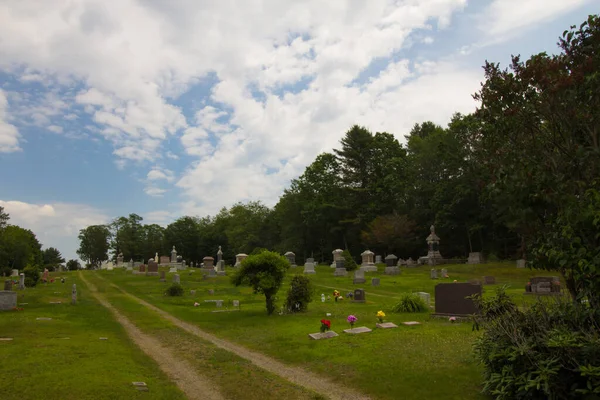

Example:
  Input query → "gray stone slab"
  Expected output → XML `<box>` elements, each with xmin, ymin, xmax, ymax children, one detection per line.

<box><xmin>343</xmin><ymin>326</ymin><xmax>372</xmax><ymax>334</ymax></box>
<box><xmin>376</xmin><ymin>322</ymin><xmax>398</xmax><ymax>329</ymax></box>
<box><xmin>36</xmin><ymin>317</ymin><xmax>52</xmax><ymax>321</ymax></box>
<box><xmin>402</xmin><ymin>321</ymin><xmax>421</xmax><ymax>326</ymax></box>
<box><xmin>308</xmin><ymin>331</ymin><xmax>339</xmax><ymax>340</ymax></box>
<box><xmin>0</xmin><ymin>338</ymin><xmax>13</xmax><ymax>341</ymax></box>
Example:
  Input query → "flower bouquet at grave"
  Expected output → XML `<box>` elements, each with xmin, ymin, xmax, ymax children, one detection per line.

<box><xmin>376</xmin><ymin>310</ymin><xmax>385</xmax><ymax>323</ymax></box>
<box><xmin>347</xmin><ymin>315</ymin><xmax>357</xmax><ymax>328</ymax></box>
<box><xmin>320</xmin><ymin>319</ymin><xmax>331</xmax><ymax>333</ymax></box>
<box><xmin>449</xmin><ymin>316</ymin><xmax>456</xmax><ymax>323</ymax></box>
<box><xmin>333</xmin><ymin>290</ymin><xmax>341</xmax><ymax>302</ymax></box>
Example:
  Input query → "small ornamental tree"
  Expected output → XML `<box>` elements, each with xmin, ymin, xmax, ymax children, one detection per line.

<box><xmin>231</xmin><ymin>250</ymin><xmax>289</xmax><ymax>315</ymax></box>
<box><xmin>342</xmin><ymin>250</ymin><xmax>358</xmax><ymax>271</ymax></box>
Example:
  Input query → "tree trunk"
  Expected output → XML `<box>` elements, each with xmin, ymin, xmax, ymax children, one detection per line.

<box><xmin>265</xmin><ymin>291</ymin><xmax>276</xmax><ymax>315</ymax></box>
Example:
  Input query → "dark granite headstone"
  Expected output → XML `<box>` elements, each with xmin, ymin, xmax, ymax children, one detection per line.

<box><xmin>352</xmin><ymin>289</ymin><xmax>366</xmax><ymax>303</ymax></box>
<box><xmin>483</xmin><ymin>276</ymin><xmax>495</xmax><ymax>285</ymax></box>
<box><xmin>147</xmin><ymin>260</ymin><xmax>159</xmax><ymax>276</ymax></box>
<box><xmin>434</xmin><ymin>283</ymin><xmax>481</xmax><ymax>316</ymax></box>
<box><xmin>139</xmin><ymin>265</ymin><xmax>146</xmax><ymax>273</ymax></box>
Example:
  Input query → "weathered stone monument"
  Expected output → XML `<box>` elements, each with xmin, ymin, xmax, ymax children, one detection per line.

<box><xmin>139</xmin><ymin>264</ymin><xmax>146</xmax><ymax>273</ymax></box>
<box><xmin>333</xmin><ymin>259</ymin><xmax>347</xmax><ymax>276</ymax></box>
<box><xmin>147</xmin><ymin>259</ymin><xmax>159</xmax><ymax>276</ymax></box>
<box><xmin>406</xmin><ymin>257</ymin><xmax>416</xmax><ymax>267</ymax></box>
<box><xmin>11</xmin><ymin>269</ymin><xmax>18</xmax><ymax>277</ymax></box>
<box><xmin>155</xmin><ymin>252</ymin><xmax>159</xmax><ymax>263</ymax></box>
<box><xmin>372</xmin><ymin>278</ymin><xmax>380</xmax><ymax>286</ymax></box>
<box><xmin>127</xmin><ymin>259</ymin><xmax>134</xmax><ymax>271</ymax></box>
<box><xmin>375</xmin><ymin>255</ymin><xmax>382</xmax><ymax>264</ymax></box>
<box><xmin>331</xmin><ymin>249</ymin><xmax>343</xmax><ymax>268</ymax></box>
<box><xmin>202</xmin><ymin>257</ymin><xmax>215</xmax><ymax>274</ymax></box>
<box><xmin>234</xmin><ymin>253</ymin><xmax>248</xmax><ymax>268</ymax></box>
<box><xmin>425</xmin><ymin>225</ymin><xmax>444</xmax><ymax>265</ymax></box>
<box><xmin>384</xmin><ymin>254</ymin><xmax>400</xmax><ymax>275</ymax></box>
<box><xmin>430</xmin><ymin>269</ymin><xmax>438</xmax><ymax>279</ymax></box>
<box><xmin>441</xmin><ymin>268</ymin><xmax>448</xmax><ymax>278</ymax></box>
<box><xmin>303</xmin><ymin>256</ymin><xmax>316</xmax><ymax>274</ymax></box>
<box><xmin>116</xmin><ymin>252</ymin><xmax>124</xmax><ymax>266</ymax></box>
<box><xmin>4</xmin><ymin>280</ymin><xmax>12</xmax><ymax>291</ymax></box>
<box><xmin>467</xmin><ymin>252</ymin><xmax>484</xmax><ymax>264</ymax></box>
<box><xmin>173</xmin><ymin>274</ymin><xmax>180</xmax><ymax>284</ymax></box>
<box><xmin>159</xmin><ymin>255</ymin><xmax>170</xmax><ymax>265</ymax></box>
<box><xmin>216</xmin><ymin>245</ymin><xmax>224</xmax><ymax>271</ymax></box>
<box><xmin>71</xmin><ymin>284</ymin><xmax>77</xmax><ymax>305</ymax></box>
<box><xmin>360</xmin><ymin>250</ymin><xmax>377</xmax><ymax>272</ymax></box>
<box><xmin>483</xmin><ymin>276</ymin><xmax>496</xmax><ymax>285</ymax></box>
<box><xmin>171</xmin><ymin>246</ymin><xmax>177</xmax><ymax>263</ymax></box>
<box><xmin>416</xmin><ymin>292</ymin><xmax>430</xmax><ymax>306</ymax></box>
<box><xmin>159</xmin><ymin>271</ymin><xmax>166</xmax><ymax>282</ymax></box>
<box><xmin>19</xmin><ymin>273</ymin><xmax>24</xmax><ymax>290</ymax></box>
<box><xmin>353</xmin><ymin>269</ymin><xmax>366</xmax><ymax>284</ymax></box>
<box><xmin>525</xmin><ymin>276</ymin><xmax>561</xmax><ymax>295</ymax></box>
<box><xmin>284</xmin><ymin>251</ymin><xmax>296</xmax><ymax>267</ymax></box>
<box><xmin>0</xmin><ymin>290</ymin><xmax>17</xmax><ymax>310</ymax></box>
<box><xmin>516</xmin><ymin>259</ymin><xmax>526</xmax><ymax>269</ymax></box>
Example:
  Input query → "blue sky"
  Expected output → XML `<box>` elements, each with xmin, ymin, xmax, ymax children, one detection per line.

<box><xmin>0</xmin><ymin>0</ymin><xmax>596</xmax><ymax>261</ymax></box>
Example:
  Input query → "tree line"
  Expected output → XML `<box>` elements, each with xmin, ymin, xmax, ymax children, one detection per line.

<box><xmin>0</xmin><ymin>206</ymin><xmax>80</xmax><ymax>276</ymax></box>
<box><xmin>78</xmin><ymin>15</ymin><xmax>599</xmax><ymax>304</ymax></box>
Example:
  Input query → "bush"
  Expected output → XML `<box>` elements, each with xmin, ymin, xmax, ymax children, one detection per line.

<box><xmin>23</xmin><ymin>265</ymin><xmax>40</xmax><ymax>287</ymax></box>
<box><xmin>472</xmin><ymin>288</ymin><xmax>600</xmax><ymax>399</ymax></box>
<box><xmin>165</xmin><ymin>283</ymin><xmax>184</xmax><ymax>296</ymax></box>
<box><xmin>342</xmin><ymin>250</ymin><xmax>358</xmax><ymax>271</ymax></box>
<box><xmin>392</xmin><ymin>293</ymin><xmax>429</xmax><ymax>313</ymax></box>
<box><xmin>285</xmin><ymin>275</ymin><xmax>312</xmax><ymax>312</ymax></box>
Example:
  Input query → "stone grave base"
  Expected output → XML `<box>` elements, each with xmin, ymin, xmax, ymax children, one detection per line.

<box><xmin>353</xmin><ymin>278</ymin><xmax>366</xmax><ymax>284</ymax></box>
<box><xmin>333</xmin><ymin>269</ymin><xmax>348</xmax><ymax>277</ymax></box>
<box><xmin>402</xmin><ymin>321</ymin><xmax>422</xmax><ymax>326</ymax></box>
<box><xmin>168</xmin><ymin>268</ymin><xmax>177</xmax><ymax>273</ymax></box>
<box><xmin>146</xmin><ymin>272</ymin><xmax>159</xmax><ymax>276</ymax></box>
<box><xmin>303</xmin><ymin>269</ymin><xmax>316</xmax><ymax>274</ymax></box>
<box><xmin>384</xmin><ymin>267</ymin><xmax>400</xmax><ymax>275</ymax></box>
<box><xmin>343</xmin><ymin>326</ymin><xmax>372</xmax><ymax>334</ymax></box>
<box><xmin>0</xmin><ymin>291</ymin><xmax>17</xmax><ymax>310</ymax></box>
<box><xmin>308</xmin><ymin>331</ymin><xmax>339</xmax><ymax>340</ymax></box>
<box><xmin>351</xmin><ymin>299</ymin><xmax>366</xmax><ymax>303</ymax></box>
<box><xmin>359</xmin><ymin>265</ymin><xmax>377</xmax><ymax>272</ymax></box>
<box><xmin>376</xmin><ymin>322</ymin><xmax>398</xmax><ymax>329</ymax></box>
<box><xmin>430</xmin><ymin>313</ymin><xmax>471</xmax><ymax>320</ymax></box>
<box><xmin>217</xmin><ymin>271</ymin><xmax>226</xmax><ymax>276</ymax></box>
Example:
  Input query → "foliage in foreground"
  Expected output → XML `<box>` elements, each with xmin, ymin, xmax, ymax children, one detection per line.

<box><xmin>165</xmin><ymin>283</ymin><xmax>184</xmax><ymax>297</ymax></box>
<box><xmin>231</xmin><ymin>250</ymin><xmax>289</xmax><ymax>315</ymax></box>
<box><xmin>391</xmin><ymin>293</ymin><xmax>429</xmax><ymax>313</ymax></box>
<box><xmin>472</xmin><ymin>287</ymin><xmax>600</xmax><ymax>399</ymax></box>
<box><xmin>23</xmin><ymin>265</ymin><xmax>40</xmax><ymax>287</ymax></box>
<box><xmin>285</xmin><ymin>275</ymin><xmax>312</xmax><ymax>312</ymax></box>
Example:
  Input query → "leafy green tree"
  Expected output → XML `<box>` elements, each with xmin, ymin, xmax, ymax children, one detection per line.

<box><xmin>164</xmin><ymin>217</ymin><xmax>202</xmax><ymax>264</ymax></box>
<box><xmin>0</xmin><ymin>225</ymin><xmax>43</xmax><ymax>271</ymax></box>
<box><xmin>472</xmin><ymin>14</ymin><xmax>600</xmax><ymax>301</ymax></box>
<box><xmin>77</xmin><ymin>225</ymin><xmax>111</xmax><ymax>269</ymax></box>
<box><xmin>285</xmin><ymin>275</ymin><xmax>312</xmax><ymax>312</ymax></box>
<box><xmin>361</xmin><ymin>213</ymin><xmax>418</xmax><ymax>256</ymax></box>
<box><xmin>42</xmin><ymin>247</ymin><xmax>65</xmax><ymax>271</ymax></box>
<box><xmin>231</xmin><ymin>250</ymin><xmax>289</xmax><ymax>315</ymax></box>
<box><xmin>66</xmin><ymin>259</ymin><xmax>81</xmax><ymax>271</ymax></box>
<box><xmin>110</xmin><ymin>214</ymin><xmax>144</xmax><ymax>261</ymax></box>
<box><xmin>139</xmin><ymin>223</ymin><xmax>166</xmax><ymax>262</ymax></box>
<box><xmin>0</xmin><ymin>206</ymin><xmax>9</xmax><ymax>229</ymax></box>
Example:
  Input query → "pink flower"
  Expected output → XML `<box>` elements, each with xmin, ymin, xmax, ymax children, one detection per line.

<box><xmin>449</xmin><ymin>316</ymin><xmax>456</xmax><ymax>323</ymax></box>
<box><xmin>193</xmin><ymin>302</ymin><xmax>199</xmax><ymax>307</ymax></box>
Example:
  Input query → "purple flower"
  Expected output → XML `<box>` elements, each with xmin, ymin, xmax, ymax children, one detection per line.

<box><xmin>347</xmin><ymin>315</ymin><xmax>357</xmax><ymax>324</ymax></box>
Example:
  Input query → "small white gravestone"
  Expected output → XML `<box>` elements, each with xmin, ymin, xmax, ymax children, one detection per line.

<box><xmin>232</xmin><ymin>300</ymin><xmax>240</xmax><ymax>308</ymax></box>
<box><xmin>19</xmin><ymin>273</ymin><xmax>25</xmax><ymax>290</ymax></box>
<box><xmin>173</xmin><ymin>274</ymin><xmax>180</xmax><ymax>284</ymax></box>
<box><xmin>403</xmin><ymin>321</ymin><xmax>421</xmax><ymax>326</ymax></box>
<box><xmin>516</xmin><ymin>259</ymin><xmax>526</xmax><ymax>269</ymax></box>
<box><xmin>321</xmin><ymin>293</ymin><xmax>326</xmax><ymax>303</ymax></box>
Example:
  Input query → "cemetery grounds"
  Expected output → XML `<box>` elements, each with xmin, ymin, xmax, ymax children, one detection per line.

<box><xmin>0</xmin><ymin>262</ymin><xmax>548</xmax><ymax>399</ymax></box>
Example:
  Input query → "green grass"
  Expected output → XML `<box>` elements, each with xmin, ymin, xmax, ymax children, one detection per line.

<box><xmin>96</xmin><ymin>261</ymin><xmax>547</xmax><ymax>399</ymax></box>
<box><xmin>0</xmin><ymin>273</ymin><xmax>185</xmax><ymax>400</ymax></box>
<box><xmin>84</xmin><ymin>273</ymin><xmax>323</xmax><ymax>400</ymax></box>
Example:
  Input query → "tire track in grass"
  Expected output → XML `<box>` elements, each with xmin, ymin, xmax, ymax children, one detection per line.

<box><xmin>97</xmin><ymin>273</ymin><xmax>371</xmax><ymax>400</ymax></box>
<box><xmin>79</xmin><ymin>272</ymin><xmax>225</xmax><ymax>400</ymax></box>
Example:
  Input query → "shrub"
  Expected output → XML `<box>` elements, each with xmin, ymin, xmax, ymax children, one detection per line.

<box><xmin>285</xmin><ymin>275</ymin><xmax>312</xmax><ymax>312</ymax></box>
<box><xmin>165</xmin><ymin>283</ymin><xmax>184</xmax><ymax>296</ymax></box>
<box><xmin>342</xmin><ymin>250</ymin><xmax>358</xmax><ymax>271</ymax></box>
<box><xmin>23</xmin><ymin>265</ymin><xmax>40</xmax><ymax>287</ymax></box>
<box><xmin>472</xmin><ymin>288</ymin><xmax>600</xmax><ymax>399</ymax></box>
<box><xmin>392</xmin><ymin>293</ymin><xmax>428</xmax><ymax>313</ymax></box>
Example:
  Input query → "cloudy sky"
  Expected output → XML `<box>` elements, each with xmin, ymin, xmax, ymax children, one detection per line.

<box><xmin>0</xmin><ymin>0</ymin><xmax>596</xmax><ymax>261</ymax></box>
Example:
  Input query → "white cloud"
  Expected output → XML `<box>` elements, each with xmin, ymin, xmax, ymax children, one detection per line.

<box><xmin>166</xmin><ymin>151</ymin><xmax>179</xmax><ymax>160</ymax></box>
<box><xmin>0</xmin><ymin>89</ymin><xmax>20</xmax><ymax>152</ymax></box>
<box><xmin>144</xmin><ymin>187</ymin><xmax>167</xmax><ymax>197</ymax></box>
<box><xmin>144</xmin><ymin>210</ymin><xmax>175</xmax><ymax>226</ymax></box>
<box><xmin>0</xmin><ymin>200</ymin><xmax>110</xmax><ymax>261</ymax></box>
<box><xmin>47</xmin><ymin>125</ymin><xmax>63</xmax><ymax>134</ymax></box>
<box><xmin>147</xmin><ymin>166</ymin><xmax>175</xmax><ymax>183</ymax></box>
<box><xmin>479</xmin><ymin>0</ymin><xmax>593</xmax><ymax>44</ymax></box>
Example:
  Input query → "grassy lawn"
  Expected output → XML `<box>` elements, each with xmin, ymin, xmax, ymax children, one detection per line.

<box><xmin>84</xmin><ymin>273</ymin><xmax>324</xmax><ymax>400</ymax></box>
<box><xmin>0</xmin><ymin>272</ymin><xmax>185</xmax><ymax>400</ymax></box>
<box><xmin>96</xmin><ymin>261</ymin><xmax>546</xmax><ymax>399</ymax></box>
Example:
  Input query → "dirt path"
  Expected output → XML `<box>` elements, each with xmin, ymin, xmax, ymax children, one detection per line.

<box><xmin>78</xmin><ymin>272</ymin><xmax>225</xmax><ymax>400</ymax></box>
<box><xmin>97</xmin><ymin>274</ymin><xmax>371</xmax><ymax>400</ymax></box>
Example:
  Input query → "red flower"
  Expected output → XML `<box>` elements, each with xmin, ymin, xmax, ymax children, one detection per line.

<box><xmin>320</xmin><ymin>319</ymin><xmax>331</xmax><ymax>329</ymax></box>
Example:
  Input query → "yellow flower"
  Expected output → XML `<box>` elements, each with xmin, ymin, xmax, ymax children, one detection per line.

<box><xmin>376</xmin><ymin>310</ymin><xmax>385</xmax><ymax>318</ymax></box>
